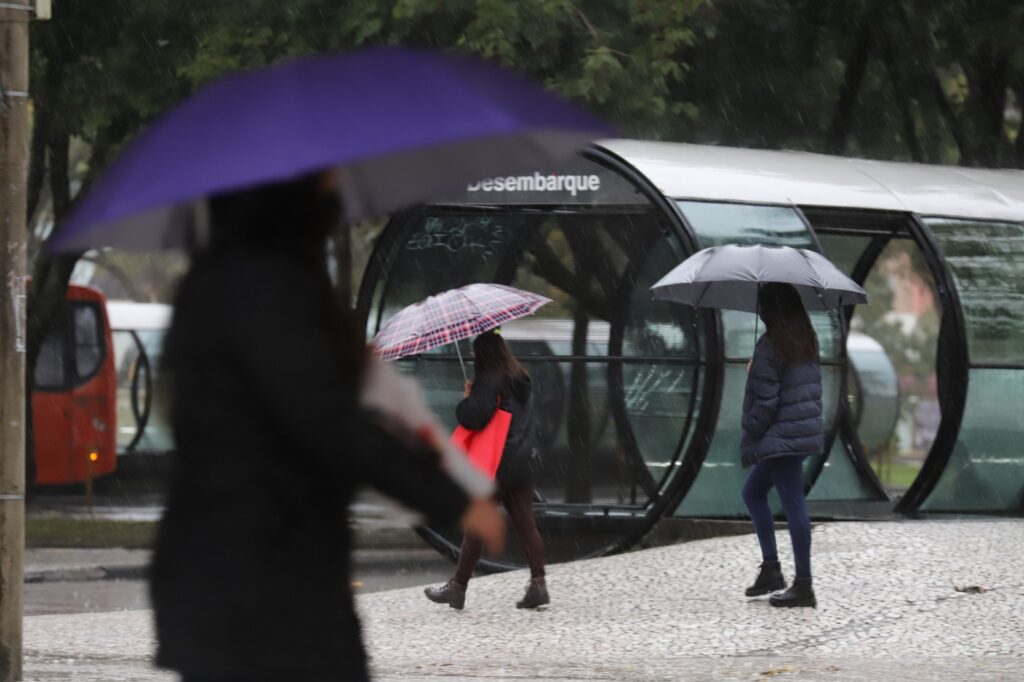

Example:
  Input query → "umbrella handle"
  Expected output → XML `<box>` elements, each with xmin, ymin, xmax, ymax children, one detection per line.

<box><xmin>454</xmin><ymin>338</ymin><xmax>468</xmax><ymax>383</ymax></box>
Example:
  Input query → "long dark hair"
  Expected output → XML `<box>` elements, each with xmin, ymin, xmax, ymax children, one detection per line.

<box><xmin>759</xmin><ymin>283</ymin><xmax>819</xmax><ymax>364</ymax></box>
<box><xmin>472</xmin><ymin>330</ymin><xmax>528</xmax><ymax>384</ymax></box>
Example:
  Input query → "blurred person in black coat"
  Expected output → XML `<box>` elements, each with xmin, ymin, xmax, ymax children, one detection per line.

<box><xmin>150</xmin><ymin>171</ymin><xmax>503</xmax><ymax>682</ymax></box>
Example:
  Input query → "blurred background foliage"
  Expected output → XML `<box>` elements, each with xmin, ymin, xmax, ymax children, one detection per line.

<box><xmin>24</xmin><ymin>0</ymin><xmax>1024</xmax><ymax>356</ymax></box>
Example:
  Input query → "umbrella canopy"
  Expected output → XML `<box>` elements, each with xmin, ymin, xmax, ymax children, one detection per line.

<box><xmin>48</xmin><ymin>47</ymin><xmax>612</xmax><ymax>253</ymax></box>
<box><xmin>651</xmin><ymin>244</ymin><xmax>867</xmax><ymax>312</ymax></box>
<box><xmin>373</xmin><ymin>284</ymin><xmax>550</xmax><ymax>374</ymax></box>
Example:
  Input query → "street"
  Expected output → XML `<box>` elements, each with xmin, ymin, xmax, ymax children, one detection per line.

<box><xmin>25</xmin><ymin>548</ymin><xmax>454</xmax><ymax>617</ymax></box>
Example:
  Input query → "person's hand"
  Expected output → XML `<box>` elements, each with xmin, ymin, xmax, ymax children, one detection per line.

<box><xmin>747</xmin><ymin>359</ymin><xmax>752</xmax><ymax>372</ymax></box>
<box><xmin>463</xmin><ymin>381</ymin><xmax>473</xmax><ymax>398</ymax></box>
<box><xmin>460</xmin><ymin>497</ymin><xmax>504</xmax><ymax>553</ymax></box>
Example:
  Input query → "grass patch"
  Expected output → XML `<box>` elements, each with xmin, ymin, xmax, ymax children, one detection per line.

<box><xmin>872</xmin><ymin>460</ymin><xmax>922</xmax><ymax>490</ymax></box>
<box><xmin>26</xmin><ymin>516</ymin><xmax>156</xmax><ymax>549</ymax></box>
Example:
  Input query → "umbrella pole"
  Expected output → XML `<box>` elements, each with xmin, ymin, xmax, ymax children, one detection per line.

<box><xmin>753</xmin><ymin>282</ymin><xmax>762</xmax><ymax>348</ymax></box>
<box><xmin>454</xmin><ymin>339</ymin><xmax>468</xmax><ymax>383</ymax></box>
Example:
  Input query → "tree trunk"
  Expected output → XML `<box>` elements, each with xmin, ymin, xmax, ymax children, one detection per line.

<box><xmin>26</xmin><ymin>132</ymin><xmax>77</xmax><ymax>384</ymax></box>
<box><xmin>48</xmin><ymin>135</ymin><xmax>70</xmax><ymax>220</ymax></box>
<box><xmin>878</xmin><ymin>25</ymin><xmax>923</xmax><ymax>162</ymax></box>
<box><xmin>963</xmin><ymin>46</ymin><xmax>1010</xmax><ymax>167</ymax></box>
<box><xmin>825</xmin><ymin>8</ymin><xmax>878</xmax><ymax>155</ymax></box>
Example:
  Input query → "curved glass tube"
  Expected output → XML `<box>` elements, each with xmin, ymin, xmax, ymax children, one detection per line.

<box><xmin>362</xmin><ymin>156</ymin><xmax>707</xmax><ymax>564</ymax></box>
<box><xmin>919</xmin><ymin>219</ymin><xmax>1024</xmax><ymax>512</ymax></box>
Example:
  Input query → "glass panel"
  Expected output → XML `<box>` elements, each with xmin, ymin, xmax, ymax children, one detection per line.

<box><xmin>847</xmin><ymin>239</ymin><xmax>940</xmax><ymax>492</ymax></box>
<box><xmin>677</xmin><ymin>201</ymin><xmax>842</xmax><ymax>361</ymax></box>
<box><xmin>401</xmin><ymin>356</ymin><xmax>697</xmax><ymax>507</ymax></box>
<box><xmin>921</xmin><ymin>369</ymin><xmax>1024</xmax><ymax>512</ymax></box>
<box><xmin>114</xmin><ymin>329</ymin><xmax>174</xmax><ymax>454</ymax></box>
<box><xmin>677</xmin><ymin>202</ymin><xmax>813</xmax><ymax>249</ymax></box>
<box><xmin>817</xmin><ymin>234</ymin><xmax>872</xmax><ymax>276</ymax></box>
<box><xmin>925</xmin><ymin>219</ymin><xmax>1024</xmax><ymax>365</ymax></box>
<box><xmin>370</xmin><ymin>213</ymin><xmax>527</xmax><ymax>339</ymax></box>
<box><xmin>73</xmin><ymin>304</ymin><xmax>103</xmax><ymax>381</ymax></box>
<box><xmin>674</xmin><ymin>362</ymin><xmax>748</xmax><ymax>516</ymax></box>
<box><xmin>808</xmin><ymin>439</ymin><xmax>878</xmax><ymax>502</ymax></box>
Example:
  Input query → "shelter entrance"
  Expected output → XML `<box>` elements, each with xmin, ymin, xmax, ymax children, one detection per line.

<box><xmin>357</xmin><ymin>153</ymin><xmax>718</xmax><ymax>569</ymax></box>
<box><xmin>805</xmin><ymin>208</ymin><xmax>966</xmax><ymax>511</ymax></box>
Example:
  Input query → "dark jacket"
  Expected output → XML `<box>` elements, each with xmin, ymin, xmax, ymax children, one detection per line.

<box><xmin>150</xmin><ymin>249</ymin><xmax>469</xmax><ymax>681</ymax></box>
<box><xmin>456</xmin><ymin>372</ymin><xmax>537</xmax><ymax>487</ymax></box>
<box><xmin>740</xmin><ymin>335</ymin><xmax>824</xmax><ymax>468</ymax></box>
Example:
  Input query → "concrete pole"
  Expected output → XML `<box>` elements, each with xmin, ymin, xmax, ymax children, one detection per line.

<box><xmin>0</xmin><ymin>2</ymin><xmax>31</xmax><ymax>680</ymax></box>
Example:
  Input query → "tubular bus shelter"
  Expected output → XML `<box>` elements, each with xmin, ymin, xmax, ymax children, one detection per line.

<box><xmin>357</xmin><ymin>141</ymin><xmax>1024</xmax><ymax>569</ymax></box>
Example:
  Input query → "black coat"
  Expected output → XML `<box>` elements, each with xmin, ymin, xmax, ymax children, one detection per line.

<box><xmin>456</xmin><ymin>373</ymin><xmax>537</xmax><ymax>487</ymax></box>
<box><xmin>740</xmin><ymin>335</ymin><xmax>824</xmax><ymax>468</ymax></box>
<box><xmin>150</xmin><ymin>248</ymin><xmax>469</xmax><ymax>680</ymax></box>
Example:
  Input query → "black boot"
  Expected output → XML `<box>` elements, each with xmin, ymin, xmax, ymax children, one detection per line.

<box><xmin>424</xmin><ymin>579</ymin><xmax>467</xmax><ymax>610</ymax></box>
<box><xmin>745</xmin><ymin>560</ymin><xmax>786</xmax><ymax>597</ymax></box>
<box><xmin>516</xmin><ymin>577</ymin><xmax>549</xmax><ymax>609</ymax></box>
<box><xmin>769</xmin><ymin>576</ymin><xmax>816</xmax><ymax>608</ymax></box>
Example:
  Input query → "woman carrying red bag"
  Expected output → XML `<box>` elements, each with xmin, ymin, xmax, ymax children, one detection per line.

<box><xmin>425</xmin><ymin>330</ymin><xmax>548</xmax><ymax>610</ymax></box>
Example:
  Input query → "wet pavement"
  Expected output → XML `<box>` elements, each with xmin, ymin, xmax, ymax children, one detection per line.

<box><xmin>24</xmin><ymin>548</ymin><xmax>452</xmax><ymax>616</ymax></box>
<box><xmin>22</xmin><ymin>519</ymin><xmax>1024</xmax><ymax>681</ymax></box>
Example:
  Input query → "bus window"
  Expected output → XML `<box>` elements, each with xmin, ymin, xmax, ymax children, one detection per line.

<box><xmin>73</xmin><ymin>304</ymin><xmax>104</xmax><ymax>381</ymax></box>
<box><xmin>34</xmin><ymin>325</ymin><xmax>66</xmax><ymax>389</ymax></box>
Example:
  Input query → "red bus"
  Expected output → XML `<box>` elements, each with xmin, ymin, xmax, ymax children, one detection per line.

<box><xmin>31</xmin><ymin>284</ymin><xmax>117</xmax><ymax>485</ymax></box>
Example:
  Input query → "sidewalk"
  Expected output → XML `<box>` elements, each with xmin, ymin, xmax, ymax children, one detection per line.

<box><xmin>23</xmin><ymin>519</ymin><xmax>1024</xmax><ymax>681</ymax></box>
<box><xmin>25</xmin><ymin>548</ymin><xmax>151</xmax><ymax>583</ymax></box>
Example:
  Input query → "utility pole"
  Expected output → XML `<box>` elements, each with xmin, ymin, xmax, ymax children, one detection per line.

<box><xmin>0</xmin><ymin>2</ymin><xmax>32</xmax><ymax>680</ymax></box>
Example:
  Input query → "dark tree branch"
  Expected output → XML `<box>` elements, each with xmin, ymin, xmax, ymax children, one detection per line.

<box><xmin>825</xmin><ymin>4</ymin><xmax>880</xmax><ymax>155</ymax></box>
<box><xmin>889</xmin><ymin>1</ymin><xmax>973</xmax><ymax>164</ymax></box>
<box><xmin>526</xmin><ymin>235</ymin><xmax>612</xmax><ymax>320</ymax></box>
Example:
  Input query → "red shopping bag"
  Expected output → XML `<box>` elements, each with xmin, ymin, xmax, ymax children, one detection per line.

<box><xmin>450</xmin><ymin>400</ymin><xmax>512</xmax><ymax>480</ymax></box>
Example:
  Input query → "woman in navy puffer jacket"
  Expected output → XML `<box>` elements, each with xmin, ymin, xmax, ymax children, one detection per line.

<box><xmin>740</xmin><ymin>283</ymin><xmax>823</xmax><ymax>608</ymax></box>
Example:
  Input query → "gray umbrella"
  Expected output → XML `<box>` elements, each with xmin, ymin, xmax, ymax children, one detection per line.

<box><xmin>650</xmin><ymin>244</ymin><xmax>867</xmax><ymax>312</ymax></box>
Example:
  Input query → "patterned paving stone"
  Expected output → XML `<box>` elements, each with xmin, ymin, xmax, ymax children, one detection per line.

<box><xmin>22</xmin><ymin>520</ymin><xmax>1024</xmax><ymax>681</ymax></box>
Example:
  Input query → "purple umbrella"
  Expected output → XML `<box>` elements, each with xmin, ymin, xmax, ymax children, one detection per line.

<box><xmin>373</xmin><ymin>284</ymin><xmax>550</xmax><ymax>380</ymax></box>
<box><xmin>49</xmin><ymin>47</ymin><xmax>612</xmax><ymax>253</ymax></box>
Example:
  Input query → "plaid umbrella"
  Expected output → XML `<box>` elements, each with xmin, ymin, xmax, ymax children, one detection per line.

<box><xmin>373</xmin><ymin>284</ymin><xmax>550</xmax><ymax>378</ymax></box>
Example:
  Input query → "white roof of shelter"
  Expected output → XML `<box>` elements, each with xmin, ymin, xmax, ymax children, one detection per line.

<box><xmin>598</xmin><ymin>140</ymin><xmax>1024</xmax><ymax>223</ymax></box>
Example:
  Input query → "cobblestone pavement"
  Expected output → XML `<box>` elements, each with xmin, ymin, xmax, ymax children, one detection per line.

<box><xmin>24</xmin><ymin>520</ymin><xmax>1024</xmax><ymax>681</ymax></box>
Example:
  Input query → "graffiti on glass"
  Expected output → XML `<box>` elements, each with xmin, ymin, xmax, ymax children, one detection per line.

<box><xmin>406</xmin><ymin>217</ymin><xmax>508</xmax><ymax>258</ymax></box>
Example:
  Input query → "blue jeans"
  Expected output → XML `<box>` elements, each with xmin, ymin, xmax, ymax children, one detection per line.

<box><xmin>742</xmin><ymin>456</ymin><xmax>811</xmax><ymax>578</ymax></box>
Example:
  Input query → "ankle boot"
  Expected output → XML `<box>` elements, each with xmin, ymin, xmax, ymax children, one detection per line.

<box><xmin>424</xmin><ymin>579</ymin><xmax>467</xmax><ymax>610</ymax></box>
<box><xmin>769</xmin><ymin>576</ymin><xmax>816</xmax><ymax>608</ymax></box>
<box><xmin>516</xmin><ymin>577</ymin><xmax>549</xmax><ymax>609</ymax></box>
<box><xmin>745</xmin><ymin>560</ymin><xmax>786</xmax><ymax>597</ymax></box>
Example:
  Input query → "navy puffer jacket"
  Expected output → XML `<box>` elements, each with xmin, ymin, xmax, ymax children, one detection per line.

<box><xmin>741</xmin><ymin>335</ymin><xmax>823</xmax><ymax>468</ymax></box>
